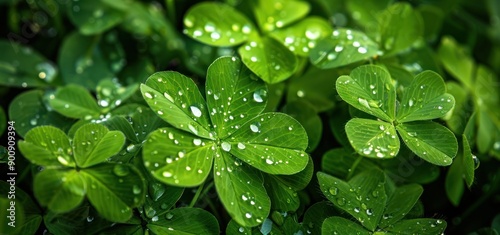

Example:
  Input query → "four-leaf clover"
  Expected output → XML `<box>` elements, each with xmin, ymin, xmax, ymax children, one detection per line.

<box><xmin>140</xmin><ymin>56</ymin><xmax>309</xmax><ymax>227</ymax></box>
<box><xmin>336</xmin><ymin>65</ymin><xmax>458</xmax><ymax>165</ymax></box>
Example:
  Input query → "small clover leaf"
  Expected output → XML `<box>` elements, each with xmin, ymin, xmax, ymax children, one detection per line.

<box><xmin>19</xmin><ymin>124</ymin><xmax>145</xmax><ymax>222</ymax></box>
<box><xmin>318</xmin><ymin>171</ymin><xmax>447</xmax><ymax>233</ymax></box>
<box><xmin>336</xmin><ymin>65</ymin><xmax>458</xmax><ymax>166</ymax></box>
<box><xmin>253</xmin><ymin>0</ymin><xmax>310</xmax><ymax>33</ymax></box>
<box><xmin>141</xmin><ymin>56</ymin><xmax>309</xmax><ymax>227</ymax></box>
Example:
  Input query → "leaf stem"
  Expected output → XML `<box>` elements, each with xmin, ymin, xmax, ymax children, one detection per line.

<box><xmin>189</xmin><ymin>181</ymin><xmax>205</xmax><ymax>207</ymax></box>
<box><xmin>347</xmin><ymin>154</ymin><xmax>364</xmax><ymax>180</ymax></box>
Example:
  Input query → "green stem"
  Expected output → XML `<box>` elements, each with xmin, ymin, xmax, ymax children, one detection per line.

<box><xmin>346</xmin><ymin>154</ymin><xmax>364</xmax><ymax>180</ymax></box>
<box><xmin>189</xmin><ymin>181</ymin><xmax>205</xmax><ymax>208</ymax></box>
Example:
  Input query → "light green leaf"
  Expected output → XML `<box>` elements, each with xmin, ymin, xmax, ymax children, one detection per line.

<box><xmin>322</xmin><ymin>217</ymin><xmax>370</xmax><ymax>235</ymax></box>
<box><xmin>67</xmin><ymin>0</ymin><xmax>125</xmax><ymax>35</ymax></box>
<box><xmin>346</xmin><ymin>118</ymin><xmax>400</xmax><ymax>159</ymax></box>
<box><xmin>141</xmin><ymin>71</ymin><xmax>213</xmax><ymax>139</ymax></box>
<box><xmin>18</xmin><ymin>126</ymin><xmax>73</xmax><ymax>167</ymax></box>
<box><xmin>49</xmin><ymin>84</ymin><xmax>101</xmax><ymax>119</ymax></box>
<box><xmin>0</xmin><ymin>40</ymin><xmax>57</xmax><ymax>87</ymax></box>
<box><xmin>310</xmin><ymin>28</ymin><xmax>379</xmax><ymax>69</ymax></box>
<box><xmin>462</xmin><ymin>134</ymin><xmax>476</xmax><ymax>188</ymax></box>
<box><xmin>8</xmin><ymin>90</ymin><xmax>73</xmax><ymax>138</ymax></box>
<box><xmin>445</xmin><ymin>82</ymin><xmax>469</xmax><ymax>134</ymax></box>
<box><xmin>476</xmin><ymin>108</ymin><xmax>497</xmax><ymax>153</ymax></box>
<box><xmin>445</xmin><ymin>155</ymin><xmax>464</xmax><ymax>206</ymax></box>
<box><xmin>238</xmin><ymin>35</ymin><xmax>298</xmax><ymax>84</ymax></box>
<box><xmin>396</xmin><ymin>71</ymin><xmax>455</xmax><ymax>122</ymax></box>
<box><xmin>474</xmin><ymin>65</ymin><xmax>499</xmax><ymax>109</ymax></box>
<box><xmin>317</xmin><ymin>170</ymin><xmax>387</xmax><ymax>231</ymax></box>
<box><xmin>269</xmin><ymin>17</ymin><xmax>332</xmax><ymax>56</ymax></box>
<box><xmin>254</xmin><ymin>0</ymin><xmax>310</xmax><ymax>32</ymax></box>
<box><xmin>73</xmin><ymin>123</ymin><xmax>125</xmax><ymax>168</ymax></box>
<box><xmin>346</xmin><ymin>0</ymin><xmax>392</xmax><ymax>30</ymax></box>
<box><xmin>143</xmin><ymin>127</ymin><xmax>214</xmax><ymax>187</ymax></box>
<box><xmin>104</xmin><ymin>116</ymin><xmax>140</xmax><ymax>143</ymax></box>
<box><xmin>379</xmin><ymin>184</ymin><xmax>423</xmax><ymax>228</ymax></box>
<box><xmin>58</xmin><ymin>32</ymin><xmax>115</xmax><ymax>90</ymax></box>
<box><xmin>438</xmin><ymin>36</ymin><xmax>474</xmax><ymax>89</ymax></box>
<box><xmin>148</xmin><ymin>207</ymin><xmax>219</xmax><ymax>235</ymax></box>
<box><xmin>378</xmin><ymin>3</ymin><xmax>423</xmax><ymax>56</ymax></box>
<box><xmin>206</xmin><ymin>56</ymin><xmax>267</xmax><ymax>139</ymax></box>
<box><xmin>82</xmin><ymin>164</ymin><xmax>145</xmax><ymax>222</ymax></box>
<box><xmin>386</xmin><ymin>219</ymin><xmax>446</xmax><ymax>234</ymax></box>
<box><xmin>336</xmin><ymin>65</ymin><xmax>396</xmax><ymax>122</ymax></box>
<box><xmin>34</xmin><ymin>169</ymin><xmax>85</xmax><ymax>213</ymax></box>
<box><xmin>214</xmin><ymin>151</ymin><xmax>271</xmax><ymax>227</ymax></box>
<box><xmin>396</xmin><ymin>121</ymin><xmax>457</xmax><ymax>166</ymax></box>
<box><xmin>228</xmin><ymin>113</ymin><xmax>309</xmax><ymax>175</ymax></box>
<box><xmin>274</xmin><ymin>156</ymin><xmax>314</xmax><ymax>191</ymax></box>
<box><xmin>183</xmin><ymin>2</ymin><xmax>255</xmax><ymax>46</ymax></box>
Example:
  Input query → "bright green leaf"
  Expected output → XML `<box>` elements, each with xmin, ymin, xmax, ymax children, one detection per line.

<box><xmin>141</xmin><ymin>71</ymin><xmax>213</xmax><ymax>139</ymax></box>
<box><xmin>214</xmin><ymin>151</ymin><xmax>271</xmax><ymax>227</ymax></box>
<box><xmin>270</xmin><ymin>17</ymin><xmax>332</xmax><ymax>56</ymax></box>
<box><xmin>96</xmin><ymin>79</ymin><xmax>138</xmax><ymax>111</ymax></box>
<box><xmin>82</xmin><ymin>164</ymin><xmax>145</xmax><ymax>222</ymax></box>
<box><xmin>104</xmin><ymin>116</ymin><xmax>140</xmax><ymax>143</ymax></box>
<box><xmin>283</xmin><ymin>100</ymin><xmax>323</xmax><ymax>152</ymax></box>
<box><xmin>8</xmin><ymin>90</ymin><xmax>73</xmax><ymax>138</ymax></box>
<box><xmin>238</xmin><ymin>36</ymin><xmax>298</xmax><ymax>84</ymax></box>
<box><xmin>67</xmin><ymin>0</ymin><xmax>125</xmax><ymax>35</ymax></box>
<box><xmin>336</xmin><ymin>65</ymin><xmax>396</xmax><ymax>122</ymax></box>
<box><xmin>73</xmin><ymin>123</ymin><xmax>125</xmax><ymax>168</ymax></box>
<box><xmin>311</xmin><ymin>29</ymin><xmax>379</xmax><ymax>69</ymax></box>
<box><xmin>397</xmin><ymin>71</ymin><xmax>455</xmax><ymax>122</ymax></box>
<box><xmin>143</xmin><ymin>127</ymin><xmax>214</xmax><ymax>187</ymax></box>
<box><xmin>148</xmin><ymin>207</ymin><xmax>219</xmax><ymax>235</ymax></box>
<box><xmin>378</xmin><ymin>3</ymin><xmax>423</xmax><ymax>56</ymax></box>
<box><xmin>183</xmin><ymin>2</ymin><xmax>255</xmax><ymax>46</ymax></box>
<box><xmin>386</xmin><ymin>219</ymin><xmax>446</xmax><ymax>234</ymax></box>
<box><xmin>49</xmin><ymin>84</ymin><xmax>101</xmax><ymax>119</ymax></box>
<box><xmin>274</xmin><ymin>156</ymin><xmax>314</xmax><ymax>191</ymax></box>
<box><xmin>317</xmin><ymin>170</ymin><xmax>387</xmax><ymax>231</ymax></box>
<box><xmin>264</xmin><ymin>174</ymin><xmax>300</xmax><ymax>211</ymax></box>
<box><xmin>396</xmin><ymin>121</ymin><xmax>458</xmax><ymax>166</ymax></box>
<box><xmin>0</xmin><ymin>40</ymin><xmax>57</xmax><ymax>88</ymax></box>
<box><xmin>253</xmin><ymin>0</ymin><xmax>310</xmax><ymax>32</ymax></box>
<box><xmin>445</xmin><ymin>154</ymin><xmax>464</xmax><ymax>206</ymax></box>
<box><xmin>322</xmin><ymin>217</ymin><xmax>371</xmax><ymax>234</ymax></box>
<box><xmin>34</xmin><ymin>169</ymin><xmax>85</xmax><ymax>213</ymax></box>
<box><xmin>445</xmin><ymin>82</ymin><xmax>470</xmax><ymax>134</ymax></box>
<box><xmin>346</xmin><ymin>0</ymin><xmax>392</xmax><ymax>30</ymax></box>
<box><xmin>18</xmin><ymin>126</ymin><xmax>73</xmax><ymax>167</ymax></box>
<box><xmin>206</xmin><ymin>56</ymin><xmax>267</xmax><ymax>139</ymax></box>
<box><xmin>346</xmin><ymin>118</ymin><xmax>400</xmax><ymax>159</ymax></box>
<box><xmin>228</xmin><ymin>113</ymin><xmax>309</xmax><ymax>175</ymax></box>
<box><xmin>379</xmin><ymin>184</ymin><xmax>423</xmax><ymax>228</ymax></box>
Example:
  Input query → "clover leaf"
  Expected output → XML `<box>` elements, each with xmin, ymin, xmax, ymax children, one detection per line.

<box><xmin>141</xmin><ymin>56</ymin><xmax>309</xmax><ymax>227</ymax></box>
<box><xmin>18</xmin><ymin>123</ymin><xmax>145</xmax><ymax>222</ymax></box>
<box><xmin>318</xmin><ymin>170</ymin><xmax>447</xmax><ymax>234</ymax></box>
<box><xmin>336</xmin><ymin>65</ymin><xmax>458</xmax><ymax>166</ymax></box>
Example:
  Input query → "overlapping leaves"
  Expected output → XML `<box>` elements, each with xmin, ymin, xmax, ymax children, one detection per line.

<box><xmin>336</xmin><ymin>65</ymin><xmax>458</xmax><ymax>165</ymax></box>
<box><xmin>18</xmin><ymin>123</ymin><xmax>145</xmax><ymax>222</ymax></box>
<box><xmin>141</xmin><ymin>56</ymin><xmax>309</xmax><ymax>227</ymax></box>
<box><xmin>318</xmin><ymin>170</ymin><xmax>447</xmax><ymax>233</ymax></box>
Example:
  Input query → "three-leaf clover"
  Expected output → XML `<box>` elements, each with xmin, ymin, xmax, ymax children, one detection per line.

<box><xmin>140</xmin><ymin>56</ymin><xmax>309</xmax><ymax>227</ymax></box>
<box><xmin>18</xmin><ymin>123</ymin><xmax>145</xmax><ymax>222</ymax></box>
<box><xmin>317</xmin><ymin>170</ymin><xmax>447</xmax><ymax>234</ymax></box>
<box><xmin>336</xmin><ymin>65</ymin><xmax>458</xmax><ymax>166</ymax></box>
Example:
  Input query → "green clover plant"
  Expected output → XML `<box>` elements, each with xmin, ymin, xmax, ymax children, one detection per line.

<box><xmin>182</xmin><ymin>0</ymin><xmax>332</xmax><ymax>83</ymax></box>
<box><xmin>140</xmin><ymin>56</ymin><xmax>310</xmax><ymax>227</ymax></box>
<box><xmin>317</xmin><ymin>170</ymin><xmax>447</xmax><ymax>234</ymax></box>
<box><xmin>336</xmin><ymin>64</ymin><xmax>458</xmax><ymax>166</ymax></box>
<box><xmin>18</xmin><ymin>123</ymin><xmax>145</xmax><ymax>222</ymax></box>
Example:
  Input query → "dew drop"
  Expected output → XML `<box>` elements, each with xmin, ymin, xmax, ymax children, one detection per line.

<box><xmin>221</xmin><ymin>142</ymin><xmax>231</xmax><ymax>152</ymax></box>
<box><xmin>193</xmin><ymin>139</ymin><xmax>202</xmax><ymax>146</ymax></box>
<box><xmin>253</xmin><ymin>89</ymin><xmax>267</xmax><ymax>103</ymax></box>
<box><xmin>144</xmin><ymin>92</ymin><xmax>153</xmax><ymax>99</ymax></box>
<box><xmin>357</xmin><ymin>47</ymin><xmax>367</xmax><ymax>54</ymax></box>
<box><xmin>113</xmin><ymin>165</ymin><xmax>130</xmax><ymax>176</ymax></box>
<box><xmin>133</xmin><ymin>185</ymin><xmax>141</xmax><ymax>194</ymax></box>
<box><xmin>245</xmin><ymin>212</ymin><xmax>252</xmax><ymax>218</ymax></box>
<box><xmin>329</xmin><ymin>187</ymin><xmax>338</xmax><ymax>195</ymax></box>
<box><xmin>250</xmin><ymin>123</ymin><xmax>260</xmax><ymax>133</ymax></box>
<box><xmin>334</xmin><ymin>45</ymin><xmax>343</xmax><ymax>52</ymax></box>
<box><xmin>190</xmin><ymin>105</ymin><xmax>202</xmax><ymax>117</ymax></box>
<box><xmin>163</xmin><ymin>171</ymin><xmax>173</xmax><ymax>177</ymax></box>
<box><xmin>164</xmin><ymin>92</ymin><xmax>174</xmax><ymax>102</ymax></box>
<box><xmin>237</xmin><ymin>143</ymin><xmax>246</xmax><ymax>149</ymax></box>
<box><xmin>265</xmin><ymin>159</ymin><xmax>274</xmax><ymax>165</ymax></box>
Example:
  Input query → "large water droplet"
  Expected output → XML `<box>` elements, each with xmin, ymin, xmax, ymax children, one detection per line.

<box><xmin>114</xmin><ymin>165</ymin><xmax>130</xmax><ymax>176</ymax></box>
<box><xmin>329</xmin><ymin>187</ymin><xmax>338</xmax><ymax>195</ymax></box>
<box><xmin>237</xmin><ymin>143</ymin><xmax>246</xmax><ymax>149</ymax></box>
<box><xmin>163</xmin><ymin>171</ymin><xmax>173</xmax><ymax>177</ymax></box>
<box><xmin>472</xmin><ymin>155</ymin><xmax>480</xmax><ymax>169</ymax></box>
<box><xmin>253</xmin><ymin>89</ymin><xmax>267</xmax><ymax>103</ymax></box>
<box><xmin>133</xmin><ymin>185</ymin><xmax>141</xmax><ymax>195</ymax></box>
<box><xmin>250</xmin><ymin>122</ymin><xmax>261</xmax><ymax>133</ymax></box>
<box><xmin>190</xmin><ymin>105</ymin><xmax>202</xmax><ymax>117</ymax></box>
<box><xmin>221</xmin><ymin>142</ymin><xmax>231</xmax><ymax>152</ymax></box>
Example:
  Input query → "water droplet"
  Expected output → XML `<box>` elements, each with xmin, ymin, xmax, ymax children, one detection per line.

<box><xmin>358</xmin><ymin>47</ymin><xmax>367</xmax><ymax>54</ymax></box>
<box><xmin>409</xmin><ymin>99</ymin><xmax>414</xmax><ymax>107</ymax></box>
<box><xmin>334</xmin><ymin>45</ymin><xmax>343</xmax><ymax>52</ymax></box>
<box><xmin>237</xmin><ymin>143</ymin><xmax>246</xmax><ymax>149</ymax></box>
<box><xmin>472</xmin><ymin>155</ymin><xmax>480</xmax><ymax>169</ymax></box>
<box><xmin>250</xmin><ymin>56</ymin><xmax>258</xmax><ymax>62</ymax></box>
<box><xmin>164</xmin><ymin>92</ymin><xmax>174</xmax><ymax>102</ymax></box>
<box><xmin>113</xmin><ymin>165</ymin><xmax>130</xmax><ymax>176</ymax></box>
<box><xmin>221</xmin><ymin>142</ymin><xmax>231</xmax><ymax>152</ymax></box>
<box><xmin>297</xmin><ymin>90</ymin><xmax>305</xmax><ymax>97</ymax></box>
<box><xmin>242</xmin><ymin>195</ymin><xmax>248</xmax><ymax>201</ymax></box>
<box><xmin>379</xmin><ymin>125</ymin><xmax>385</xmax><ymax>131</ymax></box>
<box><xmin>353</xmin><ymin>207</ymin><xmax>360</xmax><ymax>213</ymax></box>
<box><xmin>329</xmin><ymin>187</ymin><xmax>338</xmax><ymax>195</ymax></box>
<box><xmin>166</xmin><ymin>213</ymin><xmax>174</xmax><ymax>219</ymax></box>
<box><xmin>358</xmin><ymin>98</ymin><xmax>370</xmax><ymax>109</ymax></box>
<box><xmin>266</xmin><ymin>159</ymin><xmax>274</xmax><ymax>165</ymax></box>
<box><xmin>163</xmin><ymin>171</ymin><xmax>173</xmax><ymax>177</ymax></box>
<box><xmin>366</xmin><ymin>209</ymin><xmax>373</xmax><ymax>216</ymax></box>
<box><xmin>86</xmin><ymin>216</ymin><xmax>94</xmax><ymax>222</ymax></box>
<box><xmin>245</xmin><ymin>212</ymin><xmax>252</xmax><ymax>218</ymax></box>
<box><xmin>193</xmin><ymin>139</ymin><xmax>202</xmax><ymax>146</ymax></box>
<box><xmin>133</xmin><ymin>185</ymin><xmax>141</xmax><ymax>194</ymax></box>
<box><xmin>210</xmin><ymin>32</ymin><xmax>221</xmax><ymax>40</ymax></box>
<box><xmin>253</xmin><ymin>89</ymin><xmax>267</xmax><ymax>103</ymax></box>
<box><xmin>327</xmin><ymin>53</ymin><xmax>336</xmax><ymax>60</ymax></box>
<box><xmin>190</xmin><ymin>105</ymin><xmax>202</xmax><ymax>117</ymax></box>
<box><xmin>250</xmin><ymin>122</ymin><xmax>260</xmax><ymax>133</ymax></box>
<box><xmin>152</xmin><ymin>216</ymin><xmax>159</xmax><ymax>222</ymax></box>
<box><xmin>144</xmin><ymin>92</ymin><xmax>153</xmax><ymax>99</ymax></box>
<box><xmin>239</xmin><ymin>227</ymin><xmax>245</xmax><ymax>232</ymax></box>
